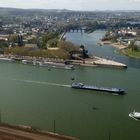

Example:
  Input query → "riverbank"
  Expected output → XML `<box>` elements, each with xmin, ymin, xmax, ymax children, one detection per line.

<box><xmin>92</xmin><ymin>56</ymin><xmax>127</xmax><ymax>68</ymax></box>
<box><xmin>120</xmin><ymin>48</ymin><xmax>140</xmax><ymax>59</ymax></box>
<box><xmin>0</xmin><ymin>54</ymin><xmax>127</xmax><ymax>69</ymax></box>
<box><xmin>101</xmin><ymin>41</ymin><xmax>140</xmax><ymax>59</ymax></box>
<box><xmin>0</xmin><ymin>123</ymin><xmax>78</xmax><ymax>140</ymax></box>
<box><xmin>101</xmin><ymin>41</ymin><xmax>128</xmax><ymax>50</ymax></box>
<box><xmin>64</xmin><ymin>57</ymin><xmax>127</xmax><ymax>68</ymax></box>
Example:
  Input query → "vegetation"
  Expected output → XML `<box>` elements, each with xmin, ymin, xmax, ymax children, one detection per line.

<box><xmin>0</xmin><ymin>41</ymin><xmax>9</xmax><ymax>48</ymax></box>
<box><xmin>128</xmin><ymin>40</ymin><xmax>140</xmax><ymax>52</ymax></box>
<box><xmin>121</xmin><ymin>48</ymin><xmax>140</xmax><ymax>59</ymax></box>
<box><xmin>120</xmin><ymin>40</ymin><xmax>140</xmax><ymax>58</ymax></box>
<box><xmin>4</xmin><ymin>39</ymin><xmax>83</xmax><ymax>60</ymax></box>
<box><xmin>37</xmin><ymin>32</ymin><xmax>60</xmax><ymax>49</ymax></box>
<box><xmin>8</xmin><ymin>35</ymin><xmax>17</xmax><ymax>43</ymax></box>
<box><xmin>58</xmin><ymin>41</ymin><xmax>82</xmax><ymax>59</ymax></box>
<box><xmin>80</xmin><ymin>45</ymin><xmax>89</xmax><ymax>59</ymax></box>
<box><xmin>4</xmin><ymin>47</ymin><xmax>69</xmax><ymax>59</ymax></box>
<box><xmin>47</xmin><ymin>39</ymin><xmax>58</xmax><ymax>48</ymax></box>
<box><xmin>1</xmin><ymin>27</ymin><xmax>83</xmax><ymax>60</ymax></box>
<box><xmin>102</xmin><ymin>31</ymin><xmax>118</xmax><ymax>43</ymax></box>
<box><xmin>58</xmin><ymin>41</ymin><xmax>80</xmax><ymax>53</ymax></box>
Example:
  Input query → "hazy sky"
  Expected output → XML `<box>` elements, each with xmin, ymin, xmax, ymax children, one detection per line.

<box><xmin>0</xmin><ymin>0</ymin><xmax>140</xmax><ymax>11</ymax></box>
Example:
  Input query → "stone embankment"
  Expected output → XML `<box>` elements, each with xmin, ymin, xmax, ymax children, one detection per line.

<box><xmin>68</xmin><ymin>57</ymin><xmax>127</xmax><ymax>68</ymax></box>
<box><xmin>93</xmin><ymin>56</ymin><xmax>127</xmax><ymax>68</ymax></box>
<box><xmin>0</xmin><ymin>54</ymin><xmax>127</xmax><ymax>68</ymax></box>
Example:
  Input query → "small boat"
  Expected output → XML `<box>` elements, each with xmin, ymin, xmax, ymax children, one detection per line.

<box><xmin>43</xmin><ymin>62</ymin><xmax>74</xmax><ymax>70</ymax></box>
<box><xmin>22</xmin><ymin>60</ymin><xmax>27</xmax><ymax>64</ymax></box>
<box><xmin>71</xmin><ymin>83</ymin><xmax>125</xmax><ymax>94</ymax></box>
<box><xmin>129</xmin><ymin>111</ymin><xmax>140</xmax><ymax>120</ymax></box>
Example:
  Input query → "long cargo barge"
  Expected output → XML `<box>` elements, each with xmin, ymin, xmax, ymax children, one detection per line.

<box><xmin>71</xmin><ymin>83</ymin><xmax>125</xmax><ymax>94</ymax></box>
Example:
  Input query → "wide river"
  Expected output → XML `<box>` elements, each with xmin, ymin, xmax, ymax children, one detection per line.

<box><xmin>0</xmin><ymin>30</ymin><xmax>140</xmax><ymax>140</ymax></box>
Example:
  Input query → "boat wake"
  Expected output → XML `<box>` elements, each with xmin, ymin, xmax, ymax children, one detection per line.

<box><xmin>4</xmin><ymin>78</ymin><xmax>71</xmax><ymax>88</ymax></box>
<box><xmin>129</xmin><ymin>114</ymin><xmax>140</xmax><ymax>121</ymax></box>
<box><xmin>129</xmin><ymin>111</ymin><xmax>140</xmax><ymax>121</ymax></box>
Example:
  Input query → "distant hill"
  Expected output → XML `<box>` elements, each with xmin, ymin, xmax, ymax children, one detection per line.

<box><xmin>0</xmin><ymin>7</ymin><xmax>72</xmax><ymax>17</ymax></box>
<box><xmin>0</xmin><ymin>7</ymin><xmax>139</xmax><ymax>17</ymax></box>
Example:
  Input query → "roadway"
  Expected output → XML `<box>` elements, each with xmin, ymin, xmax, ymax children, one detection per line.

<box><xmin>0</xmin><ymin>125</ymin><xmax>78</xmax><ymax>140</ymax></box>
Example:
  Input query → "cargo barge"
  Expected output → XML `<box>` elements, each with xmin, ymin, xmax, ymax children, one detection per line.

<box><xmin>71</xmin><ymin>83</ymin><xmax>125</xmax><ymax>94</ymax></box>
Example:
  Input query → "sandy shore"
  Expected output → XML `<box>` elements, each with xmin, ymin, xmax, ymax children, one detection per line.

<box><xmin>101</xmin><ymin>41</ymin><xmax>128</xmax><ymax>50</ymax></box>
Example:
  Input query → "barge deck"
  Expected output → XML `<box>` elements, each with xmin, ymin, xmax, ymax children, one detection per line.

<box><xmin>71</xmin><ymin>83</ymin><xmax>125</xmax><ymax>94</ymax></box>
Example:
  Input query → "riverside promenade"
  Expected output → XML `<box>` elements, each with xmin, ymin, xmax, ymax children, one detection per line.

<box><xmin>0</xmin><ymin>55</ymin><xmax>127</xmax><ymax>68</ymax></box>
<box><xmin>69</xmin><ymin>57</ymin><xmax>127</xmax><ymax>68</ymax></box>
<box><xmin>93</xmin><ymin>56</ymin><xmax>127</xmax><ymax>68</ymax></box>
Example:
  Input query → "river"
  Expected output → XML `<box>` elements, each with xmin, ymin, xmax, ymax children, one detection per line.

<box><xmin>0</xmin><ymin>30</ymin><xmax>140</xmax><ymax>140</ymax></box>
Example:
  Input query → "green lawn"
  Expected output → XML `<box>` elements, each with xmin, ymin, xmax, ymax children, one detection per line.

<box><xmin>121</xmin><ymin>48</ymin><xmax>140</xmax><ymax>59</ymax></box>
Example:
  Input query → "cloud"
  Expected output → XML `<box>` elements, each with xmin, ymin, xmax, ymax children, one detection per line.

<box><xmin>130</xmin><ymin>0</ymin><xmax>140</xmax><ymax>1</ymax></box>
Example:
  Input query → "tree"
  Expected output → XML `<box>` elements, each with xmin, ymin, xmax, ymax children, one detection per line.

<box><xmin>57</xmin><ymin>41</ymin><xmax>81</xmax><ymax>59</ymax></box>
<box><xmin>17</xmin><ymin>35</ymin><xmax>24</xmax><ymax>47</ymax></box>
<box><xmin>8</xmin><ymin>35</ymin><xmax>17</xmax><ymax>43</ymax></box>
<box><xmin>129</xmin><ymin>40</ymin><xmax>139</xmax><ymax>52</ymax></box>
<box><xmin>0</xmin><ymin>40</ymin><xmax>8</xmax><ymax>48</ymax></box>
<box><xmin>37</xmin><ymin>35</ymin><xmax>47</xmax><ymax>49</ymax></box>
<box><xmin>58</xmin><ymin>41</ymin><xmax>80</xmax><ymax>53</ymax></box>
<box><xmin>80</xmin><ymin>45</ymin><xmax>89</xmax><ymax>59</ymax></box>
<box><xmin>37</xmin><ymin>32</ymin><xmax>60</xmax><ymax>49</ymax></box>
<box><xmin>47</xmin><ymin>39</ymin><xmax>58</xmax><ymax>48</ymax></box>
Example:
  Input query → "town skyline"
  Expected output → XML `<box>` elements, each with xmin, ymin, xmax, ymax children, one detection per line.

<box><xmin>0</xmin><ymin>0</ymin><xmax>140</xmax><ymax>11</ymax></box>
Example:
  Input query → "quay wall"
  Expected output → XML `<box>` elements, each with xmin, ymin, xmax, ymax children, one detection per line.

<box><xmin>0</xmin><ymin>54</ymin><xmax>127</xmax><ymax>68</ymax></box>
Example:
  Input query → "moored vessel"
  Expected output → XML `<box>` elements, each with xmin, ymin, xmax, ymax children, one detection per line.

<box><xmin>43</xmin><ymin>62</ymin><xmax>74</xmax><ymax>70</ymax></box>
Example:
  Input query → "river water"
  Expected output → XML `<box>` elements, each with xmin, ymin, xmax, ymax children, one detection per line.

<box><xmin>0</xmin><ymin>30</ymin><xmax>140</xmax><ymax>140</ymax></box>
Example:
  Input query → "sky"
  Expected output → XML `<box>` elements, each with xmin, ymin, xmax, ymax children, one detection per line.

<box><xmin>0</xmin><ymin>0</ymin><xmax>140</xmax><ymax>11</ymax></box>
